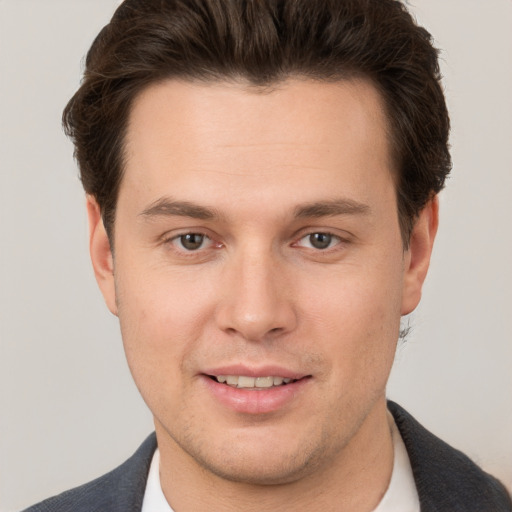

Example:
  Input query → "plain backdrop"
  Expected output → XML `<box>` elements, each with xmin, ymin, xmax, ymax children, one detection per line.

<box><xmin>1</xmin><ymin>1</ymin><xmax>511</xmax><ymax>510</ymax></box>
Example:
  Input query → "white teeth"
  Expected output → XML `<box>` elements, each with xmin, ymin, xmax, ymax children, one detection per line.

<box><xmin>255</xmin><ymin>376</ymin><xmax>274</xmax><ymax>388</ymax></box>
<box><xmin>238</xmin><ymin>376</ymin><xmax>255</xmax><ymax>388</ymax></box>
<box><xmin>226</xmin><ymin>375</ymin><xmax>239</xmax><ymax>386</ymax></box>
<box><xmin>214</xmin><ymin>375</ymin><xmax>295</xmax><ymax>388</ymax></box>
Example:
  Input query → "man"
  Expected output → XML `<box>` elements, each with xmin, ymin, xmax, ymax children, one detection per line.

<box><xmin>23</xmin><ymin>0</ymin><xmax>511</xmax><ymax>511</ymax></box>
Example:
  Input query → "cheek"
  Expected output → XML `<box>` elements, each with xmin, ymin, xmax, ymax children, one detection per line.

<box><xmin>300</xmin><ymin>261</ymin><xmax>403</xmax><ymax>382</ymax></box>
<box><xmin>117</xmin><ymin>260</ymin><xmax>214</xmax><ymax>336</ymax></box>
<box><xmin>113</xmin><ymin>264</ymin><xmax>216</xmax><ymax>400</ymax></box>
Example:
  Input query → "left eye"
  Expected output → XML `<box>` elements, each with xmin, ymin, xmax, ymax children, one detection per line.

<box><xmin>174</xmin><ymin>233</ymin><xmax>209</xmax><ymax>251</ymax></box>
<box><xmin>297</xmin><ymin>232</ymin><xmax>340</xmax><ymax>250</ymax></box>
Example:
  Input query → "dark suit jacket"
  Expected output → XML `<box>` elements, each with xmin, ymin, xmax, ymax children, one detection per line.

<box><xmin>23</xmin><ymin>401</ymin><xmax>512</xmax><ymax>511</ymax></box>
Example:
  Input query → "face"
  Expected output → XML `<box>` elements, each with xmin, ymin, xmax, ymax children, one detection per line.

<box><xmin>89</xmin><ymin>78</ymin><xmax>436</xmax><ymax>486</ymax></box>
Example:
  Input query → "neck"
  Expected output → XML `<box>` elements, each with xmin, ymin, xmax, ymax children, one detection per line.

<box><xmin>156</xmin><ymin>398</ymin><xmax>394</xmax><ymax>512</ymax></box>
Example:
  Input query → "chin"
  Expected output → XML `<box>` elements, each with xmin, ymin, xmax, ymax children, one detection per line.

<box><xmin>197</xmin><ymin>451</ymin><xmax>318</xmax><ymax>486</ymax></box>
<box><xmin>178</xmin><ymin>428</ymin><xmax>331</xmax><ymax>486</ymax></box>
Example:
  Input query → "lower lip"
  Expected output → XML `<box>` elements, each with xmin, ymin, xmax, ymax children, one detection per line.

<box><xmin>201</xmin><ymin>376</ymin><xmax>310</xmax><ymax>414</ymax></box>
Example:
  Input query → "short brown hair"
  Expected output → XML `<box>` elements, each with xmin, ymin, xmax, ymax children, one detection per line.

<box><xmin>63</xmin><ymin>0</ymin><xmax>451</xmax><ymax>244</ymax></box>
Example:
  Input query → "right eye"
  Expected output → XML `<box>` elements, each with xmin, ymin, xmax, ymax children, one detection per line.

<box><xmin>172</xmin><ymin>233</ymin><xmax>210</xmax><ymax>251</ymax></box>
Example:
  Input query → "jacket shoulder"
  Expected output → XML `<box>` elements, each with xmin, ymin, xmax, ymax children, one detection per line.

<box><xmin>388</xmin><ymin>401</ymin><xmax>511</xmax><ymax>511</ymax></box>
<box><xmin>22</xmin><ymin>433</ymin><xmax>157</xmax><ymax>512</ymax></box>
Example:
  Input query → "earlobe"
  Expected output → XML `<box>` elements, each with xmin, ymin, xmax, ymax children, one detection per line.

<box><xmin>86</xmin><ymin>196</ymin><xmax>118</xmax><ymax>316</ymax></box>
<box><xmin>401</xmin><ymin>196</ymin><xmax>439</xmax><ymax>315</ymax></box>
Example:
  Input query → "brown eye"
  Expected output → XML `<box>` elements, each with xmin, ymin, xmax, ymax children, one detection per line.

<box><xmin>308</xmin><ymin>233</ymin><xmax>333</xmax><ymax>249</ymax></box>
<box><xmin>178</xmin><ymin>233</ymin><xmax>206</xmax><ymax>250</ymax></box>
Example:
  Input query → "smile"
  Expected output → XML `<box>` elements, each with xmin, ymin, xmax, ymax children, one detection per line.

<box><xmin>212</xmin><ymin>375</ymin><xmax>296</xmax><ymax>389</ymax></box>
<box><xmin>203</xmin><ymin>373</ymin><xmax>311</xmax><ymax>414</ymax></box>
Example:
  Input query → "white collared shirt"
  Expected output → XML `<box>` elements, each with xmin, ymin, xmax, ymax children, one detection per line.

<box><xmin>141</xmin><ymin>449</ymin><xmax>174</xmax><ymax>512</ymax></box>
<box><xmin>372</xmin><ymin>413</ymin><xmax>420</xmax><ymax>511</ymax></box>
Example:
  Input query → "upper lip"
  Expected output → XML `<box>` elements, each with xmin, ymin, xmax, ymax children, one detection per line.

<box><xmin>202</xmin><ymin>364</ymin><xmax>308</xmax><ymax>380</ymax></box>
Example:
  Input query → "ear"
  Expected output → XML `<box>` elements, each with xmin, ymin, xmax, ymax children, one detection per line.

<box><xmin>86</xmin><ymin>195</ymin><xmax>118</xmax><ymax>316</ymax></box>
<box><xmin>401</xmin><ymin>196</ymin><xmax>439</xmax><ymax>315</ymax></box>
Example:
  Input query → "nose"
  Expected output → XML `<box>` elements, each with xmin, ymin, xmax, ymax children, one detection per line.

<box><xmin>215</xmin><ymin>249</ymin><xmax>297</xmax><ymax>342</ymax></box>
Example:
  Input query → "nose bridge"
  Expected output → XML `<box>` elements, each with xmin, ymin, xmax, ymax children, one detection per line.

<box><xmin>217</xmin><ymin>243</ymin><xmax>296</xmax><ymax>341</ymax></box>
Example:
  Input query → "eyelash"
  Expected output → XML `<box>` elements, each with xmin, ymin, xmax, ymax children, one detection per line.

<box><xmin>164</xmin><ymin>231</ymin><xmax>346</xmax><ymax>255</ymax></box>
<box><xmin>294</xmin><ymin>232</ymin><xmax>343</xmax><ymax>251</ymax></box>
<box><xmin>167</xmin><ymin>232</ymin><xmax>219</xmax><ymax>253</ymax></box>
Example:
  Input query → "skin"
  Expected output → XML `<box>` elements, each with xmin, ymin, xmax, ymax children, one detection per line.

<box><xmin>88</xmin><ymin>78</ymin><xmax>438</xmax><ymax>511</ymax></box>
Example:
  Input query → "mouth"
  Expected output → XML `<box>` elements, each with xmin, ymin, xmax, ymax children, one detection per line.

<box><xmin>208</xmin><ymin>375</ymin><xmax>301</xmax><ymax>389</ymax></box>
<box><xmin>202</xmin><ymin>371</ymin><xmax>311</xmax><ymax>414</ymax></box>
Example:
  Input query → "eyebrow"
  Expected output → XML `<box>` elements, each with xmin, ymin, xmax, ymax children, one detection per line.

<box><xmin>139</xmin><ymin>196</ymin><xmax>371</xmax><ymax>221</ymax></box>
<box><xmin>139</xmin><ymin>197</ymin><xmax>220</xmax><ymax>220</ymax></box>
<box><xmin>294</xmin><ymin>199</ymin><xmax>371</xmax><ymax>218</ymax></box>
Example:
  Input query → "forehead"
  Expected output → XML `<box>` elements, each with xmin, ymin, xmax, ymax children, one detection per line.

<box><xmin>121</xmin><ymin>78</ymin><xmax>394</xmax><ymax>212</ymax></box>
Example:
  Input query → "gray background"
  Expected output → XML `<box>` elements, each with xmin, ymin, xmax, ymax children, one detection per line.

<box><xmin>1</xmin><ymin>1</ymin><xmax>511</xmax><ymax>510</ymax></box>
